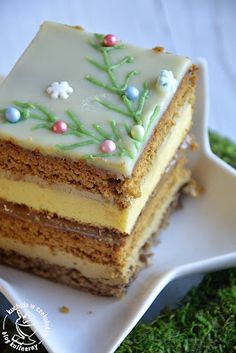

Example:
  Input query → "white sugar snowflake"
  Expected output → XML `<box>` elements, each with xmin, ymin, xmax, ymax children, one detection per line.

<box><xmin>46</xmin><ymin>81</ymin><xmax>74</xmax><ymax>99</ymax></box>
<box><xmin>156</xmin><ymin>70</ymin><xmax>177</xmax><ymax>93</ymax></box>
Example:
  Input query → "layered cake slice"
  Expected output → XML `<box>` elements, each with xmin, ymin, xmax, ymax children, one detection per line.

<box><xmin>0</xmin><ymin>22</ymin><xmax>197</xmax><ymax>296</ymax></box>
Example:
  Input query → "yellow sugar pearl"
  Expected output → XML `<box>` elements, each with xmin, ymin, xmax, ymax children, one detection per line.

<box><xmin>131</xmin><ymin>124</ymin><xmax>145</xmax><ymax>141</ymax></box>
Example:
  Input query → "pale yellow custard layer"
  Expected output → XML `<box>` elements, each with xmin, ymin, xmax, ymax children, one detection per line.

<box><xmin>0</xmin><ymin>104</ymin><xmax>192</xmax><ymax>233</ymax></box>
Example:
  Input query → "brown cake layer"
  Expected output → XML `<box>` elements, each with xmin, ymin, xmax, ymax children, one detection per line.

<box><xmin>0</xmin><ymin>248</ymin><xmax>129</xmax><ymax>297</ymax></box>
<box><xmin>0</xmin><ymin>66</ymin><xmax>197</xmax><ymax>209</ymax></box>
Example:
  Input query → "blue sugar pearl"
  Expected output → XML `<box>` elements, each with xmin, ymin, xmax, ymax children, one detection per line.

<box><xmin>125</xmin><ymin>86</ymin><xmax>139</xmax><ymax>101</ymax></box>
<box><xmin>5</xmin><ymin>107</ymin><xmax>21</xmax><ymax>123</ymax></box>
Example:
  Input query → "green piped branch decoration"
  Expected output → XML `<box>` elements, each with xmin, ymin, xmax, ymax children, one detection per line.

<box><xmin>0</xmin><ymin>102</ymin><xmax>137</xmax><ymax>159</ymax></box>
<box><xmin>85</xmin><ymin>33</ymin><xmax>160</xmax><ymax>145</ymax></box>
<box><xmin>0</xmin><ymin>33</ymin><xmax>161</xmax><ymax>160</ymax></box>
<box><xmin>86</xmin><ymin>33</ymin><xmax>157</xmax><ymax>125</ymax></box>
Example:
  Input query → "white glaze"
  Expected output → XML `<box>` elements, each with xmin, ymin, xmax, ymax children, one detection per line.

<box><xmin>0</xmin><ymin>22</ymin><xmax>191</xmax><ymax>176</ymax></box>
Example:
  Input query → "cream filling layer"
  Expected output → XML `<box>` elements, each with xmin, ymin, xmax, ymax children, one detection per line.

<box><xmin>0</xmin><ymin>103</ymin><xmax>192</xmax><ymax>233</ymax></box>
<box><xmin>0</xmin><ymin>172</ymin><xmax>189</xmax><ymax>283</ymax></box>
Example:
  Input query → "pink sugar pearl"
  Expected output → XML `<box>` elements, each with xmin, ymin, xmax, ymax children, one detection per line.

<box><xmin>103</xmin><ymin>34</ymin><xmax>117</xmax><ymax>47</ymax></box>
<box><xmin>100</xmin><ymin>139</ymin><xmax>116</xmax><ymax>153</ymax></box>
<box><xmin>52</xmin><ymin>120</ymin><xmax>68</xmax><ymax>134</ymax></box>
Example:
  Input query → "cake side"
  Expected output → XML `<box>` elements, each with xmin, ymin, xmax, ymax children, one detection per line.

<box><xmin>0</xmin><ymin>153</ymin><xmax>192</xmax><ymax>296</ymax></box>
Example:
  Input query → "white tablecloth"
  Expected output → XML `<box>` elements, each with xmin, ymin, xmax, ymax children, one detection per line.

<box><xmin>0</xmin><ymin>0</ymin><xmax>235</xmax><ymax>140</ymax></box>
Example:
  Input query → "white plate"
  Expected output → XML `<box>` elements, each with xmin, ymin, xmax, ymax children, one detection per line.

<box><xmin>1</xmin><ymin>59</ymin><xmax>236</xmax><ymax>353</ymax></box>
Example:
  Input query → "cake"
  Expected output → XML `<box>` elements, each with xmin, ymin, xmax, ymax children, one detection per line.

<box><xmin>0</xmin><ymin>22</ymin><xmax>198</xmax><ymax>297</ymax></box>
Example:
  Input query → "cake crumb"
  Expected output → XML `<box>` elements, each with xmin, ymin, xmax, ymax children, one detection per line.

<box><xmin>183</xmin><ymin>178</ymin><xmax>203</xmax><ymax>197</ymax></box>
<box><xmin>73</xmin><ymin>25</ymin><xmax>84</xmax><ymax>31</ymax></box>
<box><xmin>152</xmin><ymin>46</ymin><xmax>165</xmax><ymax>53</ymax></box>
<box><xmin>59</xmin><ymin>305</ymin><xmax>70</xmax><ymax>314</ymax></box>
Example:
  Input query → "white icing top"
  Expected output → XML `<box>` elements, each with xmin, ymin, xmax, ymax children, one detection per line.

<box><xmin>0</xmin><ymin>22</ymin><xmax>191</xmax><ymax>176</ymax></box>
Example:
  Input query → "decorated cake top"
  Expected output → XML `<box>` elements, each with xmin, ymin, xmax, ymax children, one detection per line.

<box><xmin>0</xmin><ymin>22</ymin><xmax>191</xmax><ymax>176</ymax></box>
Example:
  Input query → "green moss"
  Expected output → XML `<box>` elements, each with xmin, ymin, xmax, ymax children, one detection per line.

<box><xmin>209</xmin><ymin>130</ymin><xmax>236</xmax><ymax>168</ymax></box>
<box><xmin>117</xmin><ymin>269</ymin><xmax>236</xmax><ymax>353</ymax></box>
